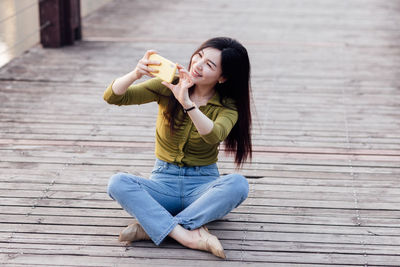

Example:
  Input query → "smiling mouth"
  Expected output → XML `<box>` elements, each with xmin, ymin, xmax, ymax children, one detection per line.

<box><xmin>191</xmin><ymin>69</ymin><xmax>202</xmax><ymax>78</ymax></box>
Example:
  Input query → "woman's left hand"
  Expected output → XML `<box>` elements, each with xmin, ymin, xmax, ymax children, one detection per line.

<box><xmin>162</xmin><ymin>64</ymin><xmax>194</xmax><ymax>109</ymax></box>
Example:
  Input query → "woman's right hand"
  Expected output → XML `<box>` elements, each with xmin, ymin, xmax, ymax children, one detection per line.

<box><xmin>133</xmin><ymin>50</ymin><xmax>160</xmax><ymax>79</ymax></box>
<box><xmin>111</xmin><ymin>50</ymin><xmax>160</xmax><ymax>96</ymax></box>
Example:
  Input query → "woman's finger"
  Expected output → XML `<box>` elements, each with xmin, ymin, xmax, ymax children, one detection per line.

<box><xmin>144</xmin><ymin>50</ymin><xmax>158</xmax><ymax>59</ymax></box>
<box><xmin>177</xmin><ymin>64</ymin><xmax>190</xmax><ymax>73</ymax></box>
<box><xmin>179</xmin><ymin>68</ymin><xmax>190</xmax><ymax>76</ymax></box>
<box><xmin>161</xmin><ymin>81</ymin><xmax>174</xmax><ymax>90</ymax></box>
<box><xmin>138</xmin><ymin>63</ymin><xmax>154</xmax><ymax>73</ymax></box>
<box><xmin>140</xmin><ymin>63</ymin><xmax>158</xmax><ymax>73</ymax></box>
<box><xmin>178</xmin><ymin>68</ymin><xmax>184</xmax><ymax>79</ymax></box>
<box><xmin>137</xmin><ymin>65</ymin><xmax>156</xmax><ymax>77</ymax></box>
<box><xmin>147</xmin><ymin>66</ymin><xmax>159</xmax><ymax>73</ymax></box>
<box><xmin>148</xmin><ymin>60</ymin><xmax>161</xmax><ymax>65</ymax></box>
<box><xmin>178</xmin><ymin>68</ymin><xmax>188</xmax><ymax>81</ymax></box>
<box><xmin>178</xmin><ymin>68</ymin><xmax>193</xmax><ymax>84</ymax></box>
<box><xmin>142</xmin><ymin>59</ymin><xmax>161</xmax><ymax>66</ymax></box>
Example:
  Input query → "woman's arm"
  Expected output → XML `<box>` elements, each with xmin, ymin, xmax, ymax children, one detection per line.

<box><xmin>112</xmin><ymin>50</ymin><xmax>160</xmax><ymax>95</ymax></box>
<box><xmin>162</xmin><ymin>65</ymin><xmax>215</xmax><ymax>135</ymax></box>
<box><xmin>112</xmin><ymin>70</ymin><xmax>140</xmax><ymax>95</ymax></box>
<box><xmin>197</xmin><ymin>107</ymin><xmax>238</xmax><ymax>144</ymax></box>
<box><xmin>184</xmin><ymin>103</ymin><xmax>214</xmax><ymax>135</ymax></box>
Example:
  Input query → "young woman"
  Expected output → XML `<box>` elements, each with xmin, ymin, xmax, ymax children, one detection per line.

<box><xmin>104</xmin><ymin>37</ymin><xmax>252</xmax><ymax>259</ymax></box>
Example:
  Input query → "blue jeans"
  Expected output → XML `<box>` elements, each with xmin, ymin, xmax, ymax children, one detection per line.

<box><xmin>107</xmin><ymin>159</ymin><xmax>249</xmax><ymax>245</ymax></box>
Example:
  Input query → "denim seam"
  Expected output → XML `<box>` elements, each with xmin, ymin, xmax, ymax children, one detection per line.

<box><xmin>174</xmin><ymin>214</ymin><xmax>196</xmax><ymax>230</ymax></box>
<box><xmin>154</xmin><ymin>217</ymin><xmax>179</xmax><ymax>245</ymax></box>
<box><xmin>134</xmin><ymin>181</ymin><xmax>178</xmax><ymax>245</ymax></box>
<box><xmin>180</xmin><ymin>173</ymin><xmax>184</xmax><ymax>211</ymax></box>
<box><xmin>185</xmin><ymin>182</ymin><xmax>216</xmax><ymax>197</ymax></box>
<box><xmin>140</xmin><ymin>181</ymin><xmax>180</xmax><ymax>198</ymax></box>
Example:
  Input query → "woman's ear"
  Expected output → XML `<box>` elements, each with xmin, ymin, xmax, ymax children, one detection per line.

<box><xmin>218</xmin><ymin>77</ymin><xmax>227</xmax><ymax>84</ymax></box>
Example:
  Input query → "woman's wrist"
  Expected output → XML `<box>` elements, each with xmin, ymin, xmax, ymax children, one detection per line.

<box><xmin>112</xmin><ymin>70</ymin><xmax>139</xmax><ymax>95</ymax></box>
<box><xmin>182</xmin><ymin>101</ymin><xmax>195</xmax><ymax>110</ymax></box>
<box><xmin>183</xmin><ymin>105</ymin><xmax>196</xmax><ymax>113</ymax></box>
<box><xmin>131</xmin><ymin>69</ymin><xmax>142</xmax><ymax>80</ymax></box>
<box><xmin>182</xmin><ymin>101</ymin><xmax>197</xmax><ymax>113</ymax></box>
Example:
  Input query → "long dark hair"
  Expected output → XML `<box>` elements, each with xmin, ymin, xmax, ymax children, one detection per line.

<box><xmin>164</xmin><ymin>37</ymin><xmax>252</xmax><ymax>166</ymax></box>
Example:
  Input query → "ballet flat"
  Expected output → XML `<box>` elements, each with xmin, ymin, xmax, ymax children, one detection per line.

<box><xmin>197</xmin><ymin>226</ymin><xmax>226</xmax><ymax>259</ymax></box>
<box><xmin>118</xmin><ymin>222</ymin><xmax>151</xmax><ymax>243</ymax></box>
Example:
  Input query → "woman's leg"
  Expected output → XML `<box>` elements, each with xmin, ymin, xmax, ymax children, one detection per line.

<box><xmin>176</xmin><ymin>173</ymin><xmax>249</xmax><ymax>230</ymax></box>
<box><xmin>107</xmin><ymin>172</ymin><xmax>180</xmax><ymax>245</ymax></box>
<box><xmin>107</xmin><ymin>167</ymin><xmax>248</xmax><ymax>258</ymax></box>
<box><xmin>164</xmin><ymin>173</ymin><xmax>248</xmax><ymax>258</ymax></box>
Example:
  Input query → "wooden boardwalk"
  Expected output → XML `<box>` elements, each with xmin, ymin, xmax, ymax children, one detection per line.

<box><xmin>1</xmin><ymin>0</ymin><xmax>400</xmax><ymax>266</ymax></box>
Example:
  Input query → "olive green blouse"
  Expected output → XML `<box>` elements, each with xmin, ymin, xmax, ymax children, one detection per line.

<box><xmin>103</xmin><ymin>77</ymin><xmax>238</xmax><ymax>166</ymax></box>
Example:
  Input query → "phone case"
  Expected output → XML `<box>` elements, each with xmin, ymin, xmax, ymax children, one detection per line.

<box><xmin>148</xmin><ymin>54</ymin><xmax>177</xmax><ymax>83</ymax></box>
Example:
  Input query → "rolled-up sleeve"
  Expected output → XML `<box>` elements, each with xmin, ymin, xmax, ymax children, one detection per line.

<box><xmin>103</xmin><ymin>78</ymin><xmax>169</xmax><ymax>106</ymax></box>
<box><xmin>200</xmin><ymin>108</ymin><xmax>238</xmax><ymax>144</ymax></box>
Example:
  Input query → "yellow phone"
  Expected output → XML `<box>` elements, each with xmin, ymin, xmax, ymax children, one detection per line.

<box><xmin>148</xmin><ymin>54</ymin><xmax>177</xmax><ymax>83</ymax></box>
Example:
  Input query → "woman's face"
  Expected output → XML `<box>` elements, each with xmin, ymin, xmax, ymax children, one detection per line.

<box><xmin>189</xmin><ymin>47</ymin><xmax>225</xmax><ymax>87</ymax></box>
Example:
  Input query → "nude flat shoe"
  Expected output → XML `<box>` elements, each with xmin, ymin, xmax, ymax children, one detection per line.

<box><xmin>118</xmin><ymin>223</ymin><xmax>151</xmax><ymax>243</ymax></box>
<box><xmin>197</xmin><ymin>226</ymin><xmax>226</xmax><ymax>259</ymax></box>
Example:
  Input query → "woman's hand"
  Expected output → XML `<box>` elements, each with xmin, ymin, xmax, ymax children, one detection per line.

<box><xmin>133</xmin><ymin>50</ymin><xmax>161</xmax><ymax>80</ymax></box>
<box><xmin>111</xmin><ymin>50</ymin><xmax>160</xmax><ymax>95</ymax></box>
<box><xmin>162</xmin><ymin>64</ymin><xmax>194</xmax><ymax>109</ymax></box>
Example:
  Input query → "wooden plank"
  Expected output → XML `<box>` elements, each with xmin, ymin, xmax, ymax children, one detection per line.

<box><xmin>1</xmin><ymin>168</ymin><xmax>399</xmax><ymax>184</ymax></box>
<box><xmin>4</xmin><ymin>186</ymin><xmax>400</xmax><ymax>203</ymax></box>
<box><xmin>0</xmin><ymin>158</ymin><xmax>399</xmax><ymax>176</ymax></box>
<box><xmin>0</xmin><ymin>254</ymin><xmax>335</xmax><ymax>267</ymax></box>
<box><xmin>1</xmin><ymin>148</ymin><xmax>399</xmax><ymax>167</ymax></box>
<box><xmin>2</xmin><ymin>213</ymin><xmax>400</xmax><ymax>236</ymax></box>
<box><xmin>0</xmin><ymin>213</ymin><xmax>374</xmax><ymax>228</ymax></box>
<box><xmin>2</xmin><ymin>174</ymin><xmax>400</xmax><ymax>189</ymax></box>
<box><xmin>2</xmin><ymin>231</ymin><xmax>400</xmax><ymax>254</ymax></box>
<box><xmin>2</xmin><ymin>244</ymin><xmax>400</xmax><ymax>266</ymax></box>
<box><xmin>4</xmin><ymin>205</ymin><xmax>400</xmax><ymax>220</ymax></box>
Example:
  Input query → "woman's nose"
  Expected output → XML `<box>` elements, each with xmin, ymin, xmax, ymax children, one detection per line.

<box><xmin>198</xmin><ymin>60</ymin><xmax>206</xmax><ymax>69</ymax></box>
<box><xmin>193</xmin><ymin>62</ymin><xmax>203</xmax><ymax>71</ymax></box>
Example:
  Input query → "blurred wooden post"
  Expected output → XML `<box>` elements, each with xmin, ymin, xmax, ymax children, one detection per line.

<box><xmin>39</xmin><ymin>0</ymin><xmax>82</xmax><ymax>47</ymax></box>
